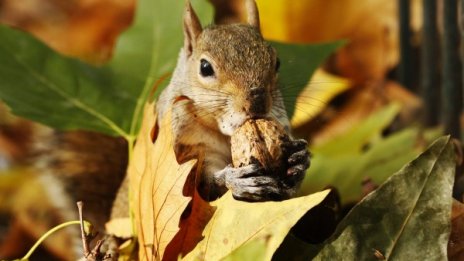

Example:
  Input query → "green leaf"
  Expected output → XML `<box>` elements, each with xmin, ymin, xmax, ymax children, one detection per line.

<box><xmin>271</xmin><ymin>41</ymin><xmax>345</xmax><ymax>118</ymax></box>
<box><xmin>313</xmin><ymin>136</ymin><xmax>455</xmax><ymax>260</ymax></box>
<box><xmin>300</xmin><ymin>104</ymin><xmax>422</xmax><ymax>203</ymax></box>
<box><xmin>110</xmin><ymin>0</ymin><xmax>213</xmax><ymax>135</ymax></box>
<box><xmin>312</xmin><ymin>103</ymin><xmax>401</xmax><ymax>156</ymax></box>
<box><xmin>0</xmin><ymin>0</ymin><xmax>213</xmax><ymax>138</ymax></box>
<box><xmin>0</xmin><ymin>26</ymin><xmax>135</xmax><ymax>136</ymax></box>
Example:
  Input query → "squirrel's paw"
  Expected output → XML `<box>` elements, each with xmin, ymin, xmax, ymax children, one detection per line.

<box><xmin>282</xmin><ymin>139</ymin><xmax>310</xmax><ymax>188</ymax></box>
<box><xmin>223</xmin><ymin>164</ymin><xmax>284</xmax><ymax>202</ymax></box>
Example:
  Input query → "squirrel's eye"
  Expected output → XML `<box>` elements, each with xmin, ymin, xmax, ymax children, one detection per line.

<box><xmin>200</xmin><ymin>59</ymin><xmax>215</xmax><ymax>77</ymax></box>
<box><xmin>275</xmin><ymin>58</ymin><xmax>281</xmax><ymax>72</ymax></box>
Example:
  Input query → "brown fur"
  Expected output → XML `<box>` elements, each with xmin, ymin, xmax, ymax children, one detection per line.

<box><xmin>156</xmin><ymin>0</ymin><xmax>290</xmax><ymax>200</ymax></box>
<box><xmin>34</xmin><ymin>130</ymin><xmax>128</xmax><ymax>229</ymax></box>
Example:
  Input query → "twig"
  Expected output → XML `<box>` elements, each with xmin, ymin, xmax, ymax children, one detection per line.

<box><xmin>77</xmin><ymin>201</ymin><xmax>91</xmax><ymax>257</ymax></box>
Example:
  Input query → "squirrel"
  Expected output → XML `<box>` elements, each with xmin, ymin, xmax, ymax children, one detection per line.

<box><xmin>27</xmin><ymin>0</ymin><xmax>310</xmax><ymax>257</ymax></box>
<box><xmin>156</xmin><ymin>0</ymin><xmax>310</xmax><ymax>202</ymax></box>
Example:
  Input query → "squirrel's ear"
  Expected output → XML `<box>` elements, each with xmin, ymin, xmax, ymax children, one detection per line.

<box><xmin>184</xmin><ymin>0</ymin><xmax>202</xmax><ymax>57</ymax></box>
<box><xmin>246</xmin><ymin>0</ymin><xmax>260</xmax><ymax>32</ymax></box>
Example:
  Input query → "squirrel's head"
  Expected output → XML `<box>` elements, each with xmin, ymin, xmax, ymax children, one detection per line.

<box><xmin>181</xmin><ymin>0</ymin><xmax>281</xmax><ymax>136</ymax></box>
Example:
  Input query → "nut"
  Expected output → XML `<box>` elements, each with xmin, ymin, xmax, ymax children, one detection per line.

<box><xmin>231</xmin><ymin>118</ymin><xmax>290</xmax><ymax>175</ymax></box>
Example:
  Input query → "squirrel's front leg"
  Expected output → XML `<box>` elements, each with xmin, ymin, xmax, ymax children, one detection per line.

<box><xmin>206</xmin><ymin>139</ymin><xmax>310</xmax><ymax>202</ymax></box>
<box><xmin>280</xmin><ymin>139</ymin><xmax>311</xmax><ymax>196</ymax></box>
<box><xmin>213</xmin><ymin>164</ymin><xmax>286</xmax><ymax>201</ymax></box>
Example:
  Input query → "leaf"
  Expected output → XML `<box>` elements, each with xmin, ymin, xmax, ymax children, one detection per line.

<box><xmin>127</xmin><ymin>101</ymin><xmax>197</xmax><ymax>260</ymax></box>
<box><xmin>314</xmin><ymin>136</ymin><xmax>455</xmax><ymax>260</ymax></box>
<box><xmin>302</xmin><ymin>127</ymin><xmax>440</xmax><ymax>203</ymax></box>
<box><xmin>0</xmin><ymin>27</ymin><xmax>136</xmax><ymax>136</ymax></box>
<box><xmin>183</xmin><ymin>190</ymin><xmax>330</xmax><ymax>261</ymax></box>
<box><xmin>271</xmin><ymin>41</ymin><xmax>344</xmax><ymax>118</ymax></box>
<box><xmin>222</xmin><ymin>237</ymin><xmax>268</xmax><ymax>261</ymax></box>
<box><xmin>300</xmin><ymin>104</ymin><xmax>419</xmax><ymax>203</ymax></box>
<box><xmin>105</xmin><ymin>217</ymin><xmax>132</xmax><ymax>239</ymax></box>
<box><xmin>272</xmin><ymin>234</ymin><xmax>320</xmax><ymax>261</ymax></box>
<box><xmin>0</xmin><ymin>0</ymin><xmax>213</xmax><ymax>138</ymax></box>
<box><xmin>0</xmin><ymin>0</ymin><xmax>133</xmax><ymax>62</ymax></box>
<box><xmin>290</xmin><ymin>69</ymin><xmax>351</xmax><ymax>128</ymax></box>
<box><xmin>312</xmin><ymin>103</ymin><xmax>401</xmax><ymax>156</ymax></box>
<box><xmin>257</xmin><ymin>0</ymin><xmax>399</xmax><ymax>83</ymax></box>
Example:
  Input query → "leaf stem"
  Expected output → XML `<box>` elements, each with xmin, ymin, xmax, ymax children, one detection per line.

<box><xmin>20</xmin><ymin>220</ymin><xmax>88</xmax><ymax>261</ymax></box>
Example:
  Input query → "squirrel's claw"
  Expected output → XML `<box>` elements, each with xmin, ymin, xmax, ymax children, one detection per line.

<box><xmin>222</xmin><ymin>164</ymin><xmax>285</xmax><ymax>201</ymax></box>
<box><xmin>282</xmin><ymin>139</ymin><xmax>310</xmax><ymax>189</ymax></box>
<box><xmin>213</xmin><ymin>139</ymin><xmax>311</xmax><ymax>202</ymax></box>
<box><xmin>288</xmin><ymin>149</ymin><xmax>310</xmax><ymax>168</ymax></box>
<box><xmin>285</xmin><ymin>139</ymin><xmax>310</xmax><ymax>174</ymax></box>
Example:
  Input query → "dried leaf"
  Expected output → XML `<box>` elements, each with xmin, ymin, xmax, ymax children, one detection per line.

<box><xmin>314</xmin><ymin>136</ymin><xmax>455</xmax><ymax>260</ymax></box>
<box><xmin>105</xmin><ymin>218</ymin><xmax>132</xmax><ymax>239</ymax></box>
<box><xmin>0</xmin><ymin>0</ymin><xmax>134</xmax><ymax>62</ymax></box>
<box><xmin>128</xmin><ymin>102</ymin><xmax>197</xmax><ymax>260</ymax></box>
<box><xmin>222</xmin><ymin>237</ymin><xmax>268</xmax><ymax>261</ymax></box>
<box><xmin>184</xmin><ymin>190</ymin><xmax>330</xmax><ymax>261</ymax></box>
<box><xmin>164</xmin><ymin>189</ymin><xmax>214</xmax><ymax>260</ymax></box>
<box><xmin>270</xmin><ymin>41</ymin><xmax>344</xmax><ymax>118</ymax></box>
<box><xmin>290</xmin><ymin>69</ymin><xmax>351</xmax><ymax>129</ymax></box>
<box><xmin>257</xmin><ymin>0</ymin><xmax>399</xmax><ymax>83</ymax></box>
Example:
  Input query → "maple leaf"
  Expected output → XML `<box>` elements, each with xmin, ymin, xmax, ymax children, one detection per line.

<box><xmin>128</xmin><ymin>101</ymin><xmax>197</xmax><ymax>260</ymax></box>
<box><xmin>184</xmin><ymin>190</ymin><xmax>330</xmax><ymax>260</ymax></box>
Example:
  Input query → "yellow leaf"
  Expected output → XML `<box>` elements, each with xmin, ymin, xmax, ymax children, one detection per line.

<box><xmin>290</xmin><ymin>69</ymin><xmax>351</xmax><ymax>129</ymax></box>
<box><xmin>128</xmin><ymin>101</ymin><xmax>197</xmax><ymax>260</ymax></box>
<box><xmin>183</xmin><ymin>190</ymin><xmax>330</xmax><ymax>261</ymax></box>
<box><xmin>256</xmin><ymin>0</ymin><xmax>399</xmax><ymax>83</ymax></box>
<box><xmin>105</xmin><ymin>217</ymin><xmax>132</xmax><ymax>238</ymax></box>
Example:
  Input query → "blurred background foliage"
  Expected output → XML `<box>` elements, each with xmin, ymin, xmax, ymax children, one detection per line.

<box><xmin>0</xmin><ymin>0</ymin><xmax>461</xmax><ymax>260</ymax></box>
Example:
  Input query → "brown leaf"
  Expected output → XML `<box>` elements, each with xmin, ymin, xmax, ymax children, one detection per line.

<box><xmin>128</xmin><ymin>102</ymin><xmax>197</xmax><ymax>260</ymax></box>
<box><xmin>164</xmin><ymin>189</ymin><xmax>215</xmax><ymax>260</ymax></box>
<box><xmin>449</xmin><ymin>200</ymin><xmax>464</xmax><ymax>260</ymax></box>
<box><xmin>0</xmin><ymin>0</ymin><xmax>134</xmax><ymax>62</ymax></box>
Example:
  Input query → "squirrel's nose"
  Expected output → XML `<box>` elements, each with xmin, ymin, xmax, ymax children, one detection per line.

<box><xmin>246</xmin><ymin>86</ymin><xmax>268</xmax><ymax>118</ymax></box>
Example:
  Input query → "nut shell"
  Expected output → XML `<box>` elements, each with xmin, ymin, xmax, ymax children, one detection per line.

<box><xmin>231</xmin><ymin>119</ymin><xmax>290</xmax><ymax>174</ymax></box>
